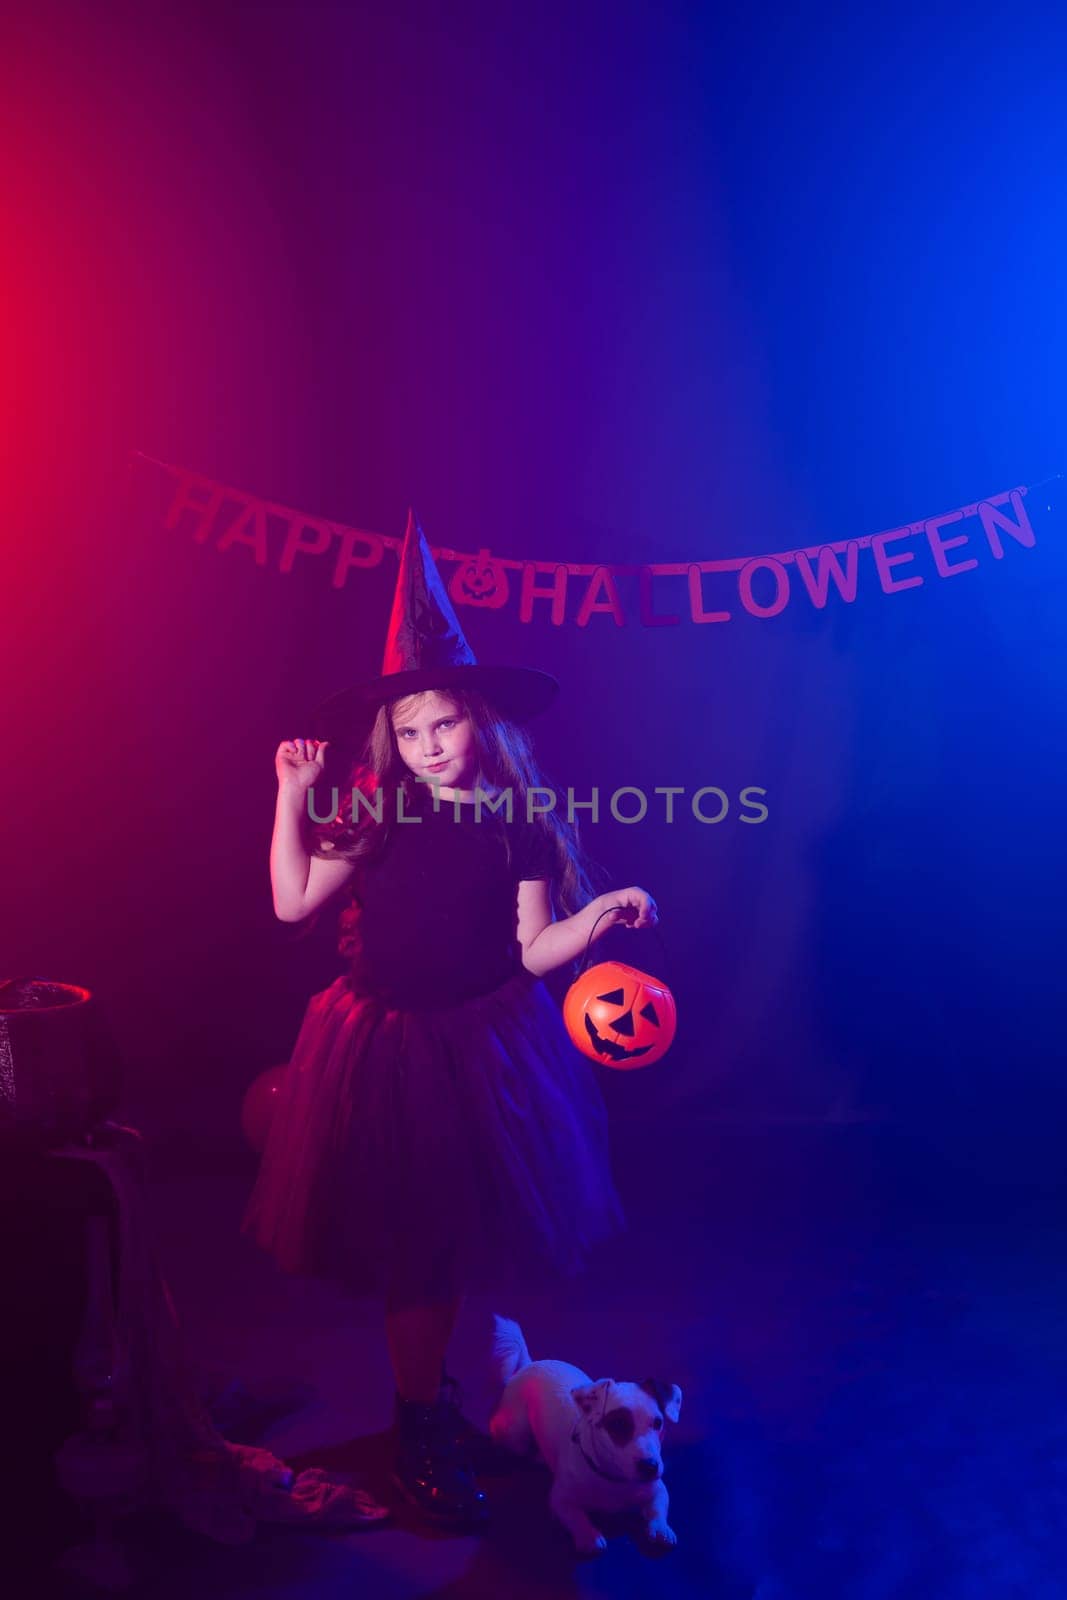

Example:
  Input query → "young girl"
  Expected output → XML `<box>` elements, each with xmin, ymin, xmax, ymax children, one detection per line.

<box><xmin>242</xmin><ymin>515</ymin><xmax>658</xmax><ymax>1530</ymax></box>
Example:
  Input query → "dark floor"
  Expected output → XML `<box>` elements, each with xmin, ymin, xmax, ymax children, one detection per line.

<box><xmin>41</xmin><ymin>1123</ymin><xmax>1067</xmax><ymax>1598</ymax></box>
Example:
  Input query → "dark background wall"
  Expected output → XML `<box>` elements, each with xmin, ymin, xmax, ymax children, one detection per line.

<box><xmin>5</xmin><ymin>1</ymin><xmax>1064</xmax><ymax>1179</ymax></box>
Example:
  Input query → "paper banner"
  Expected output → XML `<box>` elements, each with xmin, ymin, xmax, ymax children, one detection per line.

<box><xmin>134</xmin><ymin>452</ymin><xmax>1039</xmax><ymax>628</ymax></box>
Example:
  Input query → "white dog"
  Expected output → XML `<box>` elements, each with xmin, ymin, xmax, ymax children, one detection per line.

<box><xmin>488</xmin><ymin>1314</ymin><xmax>682</xmax><ymax>1555</ymax></box>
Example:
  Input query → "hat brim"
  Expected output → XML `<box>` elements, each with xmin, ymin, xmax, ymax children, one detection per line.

<box><xmin>313</xmin><ymin>664</ymin><xmax>559</xmax><ymax>745</ymax></box>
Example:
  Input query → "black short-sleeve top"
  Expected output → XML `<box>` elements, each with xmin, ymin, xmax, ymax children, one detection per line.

<box><xmin>344</xmin><ymin>786</ymin><xmax>557</xmax><ymax>1010</ymax></box>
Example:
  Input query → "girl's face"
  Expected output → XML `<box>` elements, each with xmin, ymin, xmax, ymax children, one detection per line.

<box><xmin>390</xmin><ymin>690</ymin><xmax>480</xmax><ymax>793</ymax></box>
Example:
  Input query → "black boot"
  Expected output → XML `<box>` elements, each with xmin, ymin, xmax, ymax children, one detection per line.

<box><xmin>437</xmin><ymin>1367</ymin><xmax>472</xmax><ymax>1445</ymax></box>
<box><xmin>391</xmin><ymin>1386</ymin><xmax>489</xmax><ymax>1530</ymax></box>
<box><xmin>438</xmin><ymin>1368</ymin><xmax>496</xmax><ymax>1477</ymax></box>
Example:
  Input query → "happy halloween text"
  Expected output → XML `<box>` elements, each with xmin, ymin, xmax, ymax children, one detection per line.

<box><xmin>146</xmin><ymin>457</ymin><xmax>1037</xmax><ymax>627</ymax></box>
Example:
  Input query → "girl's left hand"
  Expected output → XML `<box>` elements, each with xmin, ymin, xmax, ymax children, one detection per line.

<box><xmin>599</xmin><ymin>887</ymin><xmax>659</xmax><ymax>932</ymax></box>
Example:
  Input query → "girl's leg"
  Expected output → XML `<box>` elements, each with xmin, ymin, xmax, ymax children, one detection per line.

<box><xmin>385</xmin><ymin>1290</ymin><xmax>465</xmax><ymax>1403</ymax></box>
<box><xmin>386</xmin><ymin>1265</ymin><xmax>487</xmax><ymax>1526</ymax></box>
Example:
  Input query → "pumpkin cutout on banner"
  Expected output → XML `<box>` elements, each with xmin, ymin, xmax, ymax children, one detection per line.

<box><xmin>448</xmin><ymin>547</ymin><xmax>510</xmax><ymax>608</ymax></box>
<box><xmin>563</xmin><ymin>961</ymin><xmax>676</xmax><ymax>1069</ymax></box>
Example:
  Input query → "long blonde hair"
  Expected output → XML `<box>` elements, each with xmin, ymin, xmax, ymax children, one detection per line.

<box><xmin>309</xmin><ymin>685</ymin><xmax>607</xmax><ymax>920</ymax></box>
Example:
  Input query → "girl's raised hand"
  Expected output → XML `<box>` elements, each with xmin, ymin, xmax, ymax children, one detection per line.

<box><xmin>275</xmin><ymin>737</ymin><xmax>330</xmax><ymax>793</ymax></box>
<box><xmin>599</xmin><ymin>886</ymin><xmax>659</xmax><ymax>932</ymax></box>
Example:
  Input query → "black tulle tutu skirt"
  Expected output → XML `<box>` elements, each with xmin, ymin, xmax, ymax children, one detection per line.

<box><xmin>241</xmin><ymin>969</ymin><xmax>626</xmax><ymax>1302</ymax></box>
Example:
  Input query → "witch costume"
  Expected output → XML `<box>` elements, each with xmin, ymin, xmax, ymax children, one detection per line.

<box><xmin>241</xmin><ymin>511</ymin><xmax>626</xmax><ymax>1312</ymax></box>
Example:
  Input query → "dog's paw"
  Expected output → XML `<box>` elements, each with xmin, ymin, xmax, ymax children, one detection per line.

<box><xmin>575</xmin><ymin>1531</ymin><xmax>609</xmax><ymax>1556</ymax></box>
<box><xmin>646</xmin><ymin>1520</ymin><xmax>678</xmax><ymax>1548</ymax></box>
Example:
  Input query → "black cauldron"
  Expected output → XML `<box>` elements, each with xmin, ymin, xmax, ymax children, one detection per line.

<box><xmin>0</xmin><ymin>979</ymin><xmax>122</xmax><ymax>1147</ymax></box>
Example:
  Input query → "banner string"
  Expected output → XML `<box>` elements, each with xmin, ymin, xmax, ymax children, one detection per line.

<box><xmin>130</xmin><ymin>450</ymin><xmax>1043</xmax><ymax>575</ymax></box>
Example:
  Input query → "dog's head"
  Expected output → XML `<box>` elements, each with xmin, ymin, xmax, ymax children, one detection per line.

<box><xmin>571</xmin><ymin>1375</ymin><xmax>683</xmax><ymax>1485</ymax></box>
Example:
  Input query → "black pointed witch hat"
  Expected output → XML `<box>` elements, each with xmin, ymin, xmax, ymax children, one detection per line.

<box><xmin>312</xmin><ymin>509</ymin><xmax>558</xmax><ymax>745</ymax></box>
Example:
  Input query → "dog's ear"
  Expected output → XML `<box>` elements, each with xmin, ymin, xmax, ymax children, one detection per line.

<box><xmin>572</xmin><ymin>1379</ymin><xmax>610</xmax><ymax>1415</ymax></box>
<box><xmin>640</xmin><ymin>1378</ymin><xmax>682</xmax><ymax>1423</ymax></box>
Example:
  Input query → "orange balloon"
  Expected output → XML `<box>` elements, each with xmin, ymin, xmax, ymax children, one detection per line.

<box><xmin>240</xmin><ymin>1064</ymin><xmax>290</xmax><ymax>1152</ymax></box>
<box><xmin>563</xmin><ymin>961</ymin><xmax>676</xmax><ymax>1070</ymax></box>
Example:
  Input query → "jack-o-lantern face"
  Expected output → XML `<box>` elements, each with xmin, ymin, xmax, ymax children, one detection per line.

<box><xmin>563</xmin><ymin>961</ymin><xmax>676</xmax><ymax>1070</ymax></box>
<box><xmin>449</xmin><ymin>548</ymin><xmax>509</xmax><ymax>608</ymax></box>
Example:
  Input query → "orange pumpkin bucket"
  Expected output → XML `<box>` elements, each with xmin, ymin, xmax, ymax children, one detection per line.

<box><xmin>562</xmin><ymin>904</ymin><xmax>676</xmax><ymax>1068</ymax></box>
